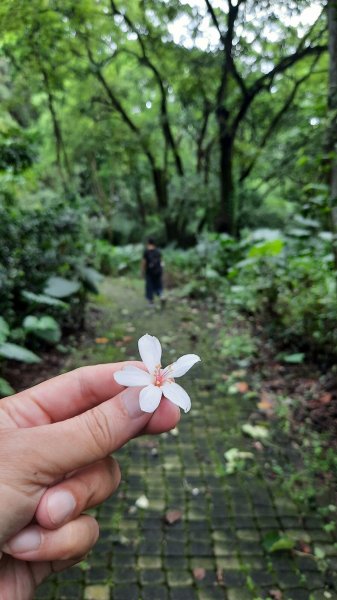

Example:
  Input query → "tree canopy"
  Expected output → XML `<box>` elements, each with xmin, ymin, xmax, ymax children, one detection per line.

<box><xmin>0</xmin><ymin>0</ymin><xmax>330</xmax><ymax>242</ymax></box>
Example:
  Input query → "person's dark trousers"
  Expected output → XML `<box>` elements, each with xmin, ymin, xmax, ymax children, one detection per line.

<box><xmin>146</xmin><ymin>274</ymin><xmax>163</xmax><ymax>303</ymax></box>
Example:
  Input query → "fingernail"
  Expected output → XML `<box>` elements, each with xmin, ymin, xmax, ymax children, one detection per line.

<box><xmin>122</xmin><ymin>387</ymin><xmax>144</xmax><ymax>418</ymax></box>
<box><xmin>47</xmin><ymin>490</ymin><xmax>76</xmax><ymax>526</ymax></box>
<box><xmin>3</xmin><ymin>527</ymin><xmax>41</xmax><ymax>554</ymax></box>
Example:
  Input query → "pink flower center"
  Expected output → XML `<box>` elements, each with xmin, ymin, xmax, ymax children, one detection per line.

<box><xmin>154</xmin><ymin>368</ymin><xmax>165</xmax><ymax>387</ymax></box>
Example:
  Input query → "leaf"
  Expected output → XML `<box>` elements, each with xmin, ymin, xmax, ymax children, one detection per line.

<box><xmin>257</xmin><ymin>391</ymin><xmax>275</xmax><ymax>414</ymax></box>
<box><xmin>242</xmin><ymin>423</ymin><xmax>269</xmax><ymax>440</ymax></box>
<box><xmin>319</xmin><ymin>393</ymin><xmax>332</xmax><ymax>405</ymax></box>
<box><xmin>224</xmin><ymin>448</ymin><xmax>254</xmax><ymax>461</ymax></box>
<box><xmin>248</xmin><ymin>239</ymin><xmax>284</xmax><ymax>258</ymax></box>
<box><xmin>0</xmin><ymin>376</ymin><xmax>14</xmax><ymax>396</ymax></box>
<box><xmin>298</xmin><ymin>541</ymin><xmax>312</xmax><ymax>554</ymax></box>
<box><xmin>314</xmin><ymin>546</ymin><xmax>326</xmax><ymax>559</ymax></box>
<box><xmin>79</xmin><ymin>266</ymin><xmax>103</xmax><ymax>293</ymax></box>
<box><xmin>135</xmin><ymin>495</ymin><xmax>149</xmax><ymax>509</ymax></box>
<box><xmin>95</xmin><ymin>337</ymin><xmax>109</xmax><ymax>344</ymax></box>
<box><xmin>23</xmin><ymin>315</ymin><xmax>61</xmax><ymax>344</ymax></box>
<box><xmin>0</xmin><ymin>317</ymin><xmax>10</xmax><ymax>343</ymax></box>
<box><xmin>269</xmin><ymin>590</ymin><xmax>283</xmax><ymax>600</ymax></box>
<box><xmin>0</xmin><ymin>342</ymin><xmax>41</xmax><ymax>363</ymax></box>
<box><xmin>164</xmin><ymin>510</ymin><xmax>183</xmax><ymax>525</ymax></box>
<box><xmin>44</xmin><ymin>276</ymin><xmax>81</xmax><ymax>298</ymax></box>
<box><xmin>193</xmin><ymin>568</ymin><xmax>206</xmax><ymax>581</ymax></box>
<box><xmin>262</xmin><ymin>532</ymin><xmax>295</xmax><ymax>553</ymax></box>
<box><xmin>216</xmin><ymin>568</ymin><xmax>224</xmax><ymax>585</ymax></box>
<box><xmin>22</xmin><ymin>290</ymin><xmax>68</xmax><ymax>308</ymax></box>
<box><xmin>235</xmin><ymin>381</ymin><xmax>249</xmax><ymax>393</ymax></box>
<box><xmin>282</xmin><ymin>353</ymin><xmax>305</xmax><ymax>364</ymax></box>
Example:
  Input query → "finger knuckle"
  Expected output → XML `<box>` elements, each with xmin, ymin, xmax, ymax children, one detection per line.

<box><xmin>82</xmin><ymin>407</ymin><xmax>114</xmax><ymax>458</ymax></box>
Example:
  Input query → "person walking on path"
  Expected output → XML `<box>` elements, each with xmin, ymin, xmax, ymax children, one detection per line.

<box><xmin>142</xmin><ymin>238</ymin><xmax>165</xmax><ymax>307</ymax></box>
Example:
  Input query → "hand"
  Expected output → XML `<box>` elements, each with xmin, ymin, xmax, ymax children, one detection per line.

<box><xmin>0</xmin><ymin>362</ymin><xmax>179</xmax><ymax>600</ymax></box>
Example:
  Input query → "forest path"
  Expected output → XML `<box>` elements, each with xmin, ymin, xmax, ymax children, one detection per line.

<box><xmin>38</xmin><ymin>277</ymin><xmax>336</xmax><ymax>600</ymax></box>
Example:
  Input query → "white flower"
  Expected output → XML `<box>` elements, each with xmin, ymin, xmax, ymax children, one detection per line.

<box><xmin>114</xmin><ymin>334</ymin><xmax>201</xmax><ymax>413</ymax></box>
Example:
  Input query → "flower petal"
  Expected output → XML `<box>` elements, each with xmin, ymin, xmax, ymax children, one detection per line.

<box><xmin>165</xmin><ymin>354</ymin><xmax>201</xmax><ymax>378</ymax></box>
<box><xmin>139</xmin><ymin>384</ymin><xmax>162</xmax><ymax>413</ymax></box>
<box><xmin>138</xmin><ymin>334</ymin><xmax>162</xmax><ymax>374</ymax></box>
<box><xmin>161</xmin><ymin>382</ymin><xmax>191</xmax><ymax>413</ymax></box>
<box><xmin>114</xmin><ymin>366</ymin><xmax>152</xmax><ymax>387</ymax></box>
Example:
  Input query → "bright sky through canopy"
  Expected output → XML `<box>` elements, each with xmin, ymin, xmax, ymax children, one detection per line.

<box><xmin>169</xmin><ymin>1</ymin><xmax>323</xmax><ymax>50</ymax></box>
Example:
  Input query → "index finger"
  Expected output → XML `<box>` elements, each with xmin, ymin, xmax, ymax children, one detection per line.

<box><xmin>1</xmin><ymin>363</ymin><xmax>142</xmax><ymax>427</ymax></box>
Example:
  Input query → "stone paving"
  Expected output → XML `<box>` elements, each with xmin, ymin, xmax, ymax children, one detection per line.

<box><xmin>36</xmin><ymin>278</ymin><xmax>337</xmax><ymax>600</ymax></box>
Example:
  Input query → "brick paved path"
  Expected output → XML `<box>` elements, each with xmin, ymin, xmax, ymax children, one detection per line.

<box><xmin>36</xmin><ymin>278</ymin><xmax>337</xmax><ymax>600</ymax></box>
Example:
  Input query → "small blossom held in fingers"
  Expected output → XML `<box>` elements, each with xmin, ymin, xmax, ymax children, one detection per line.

<box><xmin>114</xmin><ymin>334</ymin><xmax>201</xmax><ymax>413</ymax></box>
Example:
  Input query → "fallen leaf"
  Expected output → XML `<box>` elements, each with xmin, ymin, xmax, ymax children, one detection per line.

<box><xmin>164</xmin><ymin>510</ymin><xmax>182</xmax><ymax>525</ymax></box>
<box><xmin>298</xmin><ymin>541</ymin><xmax>312</xmax><ymax>554</ymax></box>
<box><xmin>95</xmin><ymin>337</ymin><xmax>109</xmax><ymax>344</ymax></box>
<box><xmin>319</xmin><ymin>392</ymin><xmax>332</xmax><ymax>405</ymax></box>
<box><xmin>242</xmin><ymin>423</ymin><xmax>269</xmax><ymax>440</ymax></box>
<box><xmin>282</xmin><ymin>352</ymin><xmax>305</xmax><ymax>364</ymax></box>
<box><xmin>224</xmin><ymin>448</ymin><xmax>254</xmax><ymax>461</ymax></box>
<box><xmin>235</xmin><ymin>381</ymin><xmax>249</xmax><ymax>393</ymax></box>
<box><xmin>262</xmin><ymin>532</ymin><xmax>295</xmax><ymax>553</ymax></box>
<box><xmin>266</xmin><ymin>379</ymin><xmax>284</xmax><ymax>390</ymax></box>
<box><xmin>257</xmin><ymin>391</ymin><xmax>275</xmax><ymax>415</ymax></box>
<box><xmin>253</xmin><ymin>441</ymin><xmax>264</xmax><ymax>452</ymax></box>
<box><xmin>232</xmin><ymin>370</ymin><xmax>246</xmax><ymax>378</ymax></box>
<box><xmin>122</xmin><ymin>335</ymin><xmax>133</xmax><ymax>343</ymax></box>
<box><xmin>193</xmin><ymin>567</ymin><xmax>206</xmax><ymax>581</ymax></box>
<box><xmin>135</xmin><ymin>495</ymin><xmax>149</xmax><ymax>509</ymax></box>
<box><xmin>216</xmin><ymin>568</ymin><xmax>224</xmax><ymax>585</ymax></box>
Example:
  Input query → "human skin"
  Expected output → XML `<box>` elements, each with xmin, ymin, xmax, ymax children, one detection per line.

<box><xmin>0</xmin><ymin>362</ymin><xmax>180</xmax><ymax>600</ymax></box>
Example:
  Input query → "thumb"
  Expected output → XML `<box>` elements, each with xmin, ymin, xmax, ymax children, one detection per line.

<box><xmin>22</xmin><ymin>387</ymin><xmax>166</xmax><ymax>483</ymax></box>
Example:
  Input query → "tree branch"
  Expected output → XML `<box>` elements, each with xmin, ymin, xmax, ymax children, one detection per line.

<box><xmin>109</xmin><ymin>0</ymin><xmax>184</xmax><ymax>176</ymax></box>
<box><xmin>240</xmin><ymin>54</ymin><xmax>321</xmax><ymax>182</ymax></box>
<box><xmin>85</xmin><ymin>42</ymin><xmax>157</xmax><ymax>172</ymax></box>
<box><xmin>232</xmin><ymin>43</ymin><xmax>327</xmax><ymax>135</ymax></box>
<box><xmin>204</xmin><ymin>0</ymin><xmax>225</xmax><ymax>43</ymax></box>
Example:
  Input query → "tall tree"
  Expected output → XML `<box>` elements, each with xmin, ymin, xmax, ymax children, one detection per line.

<box><xmin>327</xmin><ymin>0</ymin><xmax>337</xmax><ymax>230</ymax></box>
<box><xmin>204</xmin><ymin>0</ymin><xmax>327</xmax><ymax>234</ymax></box>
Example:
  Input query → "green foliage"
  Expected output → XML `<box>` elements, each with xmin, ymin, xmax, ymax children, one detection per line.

<box><xmin>0</xmin><ymin>316</ymin><xmax>10</xmax><ymax>343</ymax></box>
<box><xmin>44</xmin><ymin>277</ymin><xmax>81</xmax><ymax>299</ymax></box>
<box><xmin>0</xmin><ymin>342</ymin><xmax>41</xmax><ymax>363</ymax></box>
<box><xmin>0</xmin><ymin>126</ymin><xmax>35</xmax><ymax>172</ymax></box>
<box><xmin>0</xmin><ymin>315</ymin><xmax>41</xmax><ymax>363</ymax></box>
<box><xmin>94</xmin><ymin>241</ymin><xmax>143</xmax><ymax>276</ymax></box>
<box><xmin>21</xmin><ymin>291</ymin><xmax>68</xmax><ymax>309</ymax></box>
<box><xmin>23</xmin><ymin>315</ymin><xmax>61</xmax><ymax>344</ymax></box>
<box><xmin>224</xmin><ymin>226</ymin><xmax>337</xmax><ymax>358</ymax></box>
<box><xmin>224</xmin><ymin>447</ymin><xmax>255</xmax><ymax>475</ymax></box>
<box><xmin>0</xmin><ymin>376</ymin><xmax>14</xmax><ymax>397</ymax></box>
<box><xmin>0</xmin><ymin>200</ymin><xmax>102</xmax><ymax>377</ymax></box>
<box><xmin>262</xmin><ymin>532</ymin><xmax>296</xmax><ymax>553</ymax></box>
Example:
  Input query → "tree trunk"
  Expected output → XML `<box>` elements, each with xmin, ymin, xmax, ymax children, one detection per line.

<box><xmin>216</xmin><ymin>108</ymin><xmax>235</xmax><ymax>234</ymax></box>
<box><xmin>151</xmin><ymin>167</ymin><xmax>172</xmax><ymax>240</ymax></box>
<box><xmin>134</xmin><ymin>177</ymin><xmax>146</xmax><ymax>226</ymax></box>
<box><xmin>152</xmin><ymin>167</ymin><xmax>168</xmax><ymax>211</ymax></box>
<box><xmin>328</xmin><ymin>0</ymin><xmax>337</xmax><ymax>229</ymax></box>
